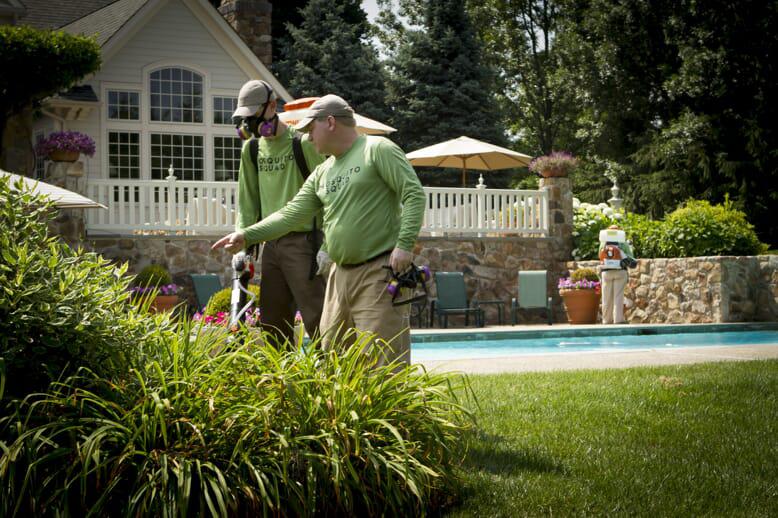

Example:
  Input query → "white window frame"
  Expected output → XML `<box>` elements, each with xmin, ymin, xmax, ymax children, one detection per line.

<box><xmin>212</xmin><ymin>135</ymin><xmax>242</xmax><ymax>182</ymax></box>
<box><xmin>107</xmin><ymin>89</ymin><xmax>141</xmax><ymax>121</ymax></box>
<box><xmin>101</xmin><ymin>62</ymin><xmax>241</xmax><ymax>181</ymax></box>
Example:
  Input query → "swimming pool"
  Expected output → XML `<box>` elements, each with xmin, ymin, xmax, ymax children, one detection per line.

<box><xmin>410</xmin><ymin>324</ymin><xmax>778</xmax><ymax>362</ymax></box>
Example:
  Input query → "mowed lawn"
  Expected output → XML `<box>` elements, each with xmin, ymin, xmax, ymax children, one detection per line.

<box><xmin>446</xmin><ymin>360</ymin><xmax>778</xmax><ymax>517</ymax></box>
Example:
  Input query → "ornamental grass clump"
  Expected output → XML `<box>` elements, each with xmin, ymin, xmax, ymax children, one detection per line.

<box><xmin>0</xmin><ymin>322</ymin><xmax>476</xmax><ymax>516</ymax></box>
<box><xmin>528</xmin><ymin>151</ymin><xmax>578</xmax><ymax>177</ymax></box>
<box><xmin>34</xmin><ymin>130</ymin><xmax>96</xmax><ymax>158</ymax></box>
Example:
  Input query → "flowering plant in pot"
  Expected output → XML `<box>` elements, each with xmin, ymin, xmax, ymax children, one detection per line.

<box><xmin>529</xmin><ymin>151</ymin><xmax>578</xmax><ymax>178</ymax></box>
<box><xmin>130</xmin><ymin>264</ymin><xmax>181</xmax><ymax>313</ymax></box>
<box><xmin>35</xmin><ymin>130</ymin><xmax>96</xmax><ymax>162</ymax></box>
<box><xmin>558</xmin><ymin>267</ymin><xmax>601</xmax><ymax>324</ymax></box>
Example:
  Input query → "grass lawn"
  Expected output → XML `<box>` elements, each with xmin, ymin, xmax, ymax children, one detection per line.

<box><xmin>446</xmin><ymin>360</ymin><xmax>778</xmax><ymax>517</ymax></box>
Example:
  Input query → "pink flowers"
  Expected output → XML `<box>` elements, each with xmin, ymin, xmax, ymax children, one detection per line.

<box><xmin>194</xmin><ymin>307</ymin><xmax>261</xmax><ymax>327</ymax></box>
<box><xmin>529</xmin><ymin>151</ymin><xmax>578</xmax><ymax>176</ymax></box>
<box><xmin>35</xmin><ymin>131</ymin><xmax>96</xmax><ymax>158</ymax></box>
<box><xmin>558</xmin><ymin>277</ymin><xmax>601</xmax><ymax>291</ymax></box>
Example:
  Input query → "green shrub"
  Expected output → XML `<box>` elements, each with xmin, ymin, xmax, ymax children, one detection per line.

<box><xmin>204</xmin><ymin>284</ymin><xmax>260</xmax><ymax>316</ymax></box>
<box><xmin>572</xmin><ymin>201</ymin><xmax>617</xmax><ymax>260</ymax></box>
<box><xmin>132</xmin><ymin>263</ymin><xmax>172</xmax><ymax>287</ymax></box>
<box><xmin>659</xmin><ymin>199</ymin><xmax>767</xmax><ymax>257</ymax></box>
<box><xmin>571</xmin><ymin>267</ymin><xmax>599</xmax><ymax>282</ymax></box>
<box><xmin>572</xmin><ymin>197</ymin><xmax>767</xmax><ymax>259</ymax></box>
<box><xmin>0</xmin><ymin>324</ymin><xmax>475</xmax><ymax>516</ymax></box>
<box><xmin>0</xmin><ymin>176</ymin><xmax>171</xmax><ymax>397</ymax></box>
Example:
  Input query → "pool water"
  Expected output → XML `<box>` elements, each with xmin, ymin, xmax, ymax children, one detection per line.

<box><xmin>411</xmin><ymin>328</ymin><xmax>778</xmax><ymax>362</ymax></box>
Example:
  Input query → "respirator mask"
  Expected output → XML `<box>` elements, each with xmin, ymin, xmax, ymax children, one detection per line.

<box><xmin>383</xmin><ymin>264</ymin><xmax>431</xmax><ymax>306</ymax></box>
<box><xmin>235</xmin><ymin>82</ymin><xmax>278</xmax><ymax>139</ymax></box>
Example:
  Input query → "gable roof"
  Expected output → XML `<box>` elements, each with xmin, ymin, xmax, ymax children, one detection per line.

<box><xmin>61</xmin><ymin>0</ymin><xmax>149</xmax><ymax>46</ymax></box>
<box><xmin>16</xmin><ymin>0</ymin><xmax>117</xmax><ymax>29</ymax></box>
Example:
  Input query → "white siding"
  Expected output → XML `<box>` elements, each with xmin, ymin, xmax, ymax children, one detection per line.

<box><xmin>98</xmin><ymin>0</ymin><xmax>249</xmax><ymax>88</ymax></box>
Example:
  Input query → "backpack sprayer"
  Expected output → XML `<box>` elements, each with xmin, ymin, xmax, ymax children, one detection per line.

<box><xmin>229</xmin><ymin>251</ymin><xmax>257</xmax><ymax>332</ymax></box>
<box><xmin>383</xmin><ymin>263</ymin><xmax>431</xmax><ymax>306</ymax></box>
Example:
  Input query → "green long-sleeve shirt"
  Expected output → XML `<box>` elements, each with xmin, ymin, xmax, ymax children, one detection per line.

<box><xmin>235</xmin><ymin>127</ymin><xmax>325</xmax><ymax>233</ymax></box>
<box><xmin>243</xmin><ymin>135</ymin><xmax>426</xmax><ymax>265</ymax></box>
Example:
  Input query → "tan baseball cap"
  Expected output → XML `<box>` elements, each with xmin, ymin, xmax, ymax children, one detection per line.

<box><xmin>232</xmin><ymin>80</ymin><xmax>275</xmax><ymax>118</ymax></box>
<box><xmin>293</xmin><ymin>94</ymin><xmax>356</xmax><ymax>131</ymax></box>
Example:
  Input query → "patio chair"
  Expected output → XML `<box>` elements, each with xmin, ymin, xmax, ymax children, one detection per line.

<box><xmin>511</xmin><ymin>270</ymin><xmax>553</xmax><ymax>325</ymax></box>
<box><xmin>432</xmin><ymin>272</ymin><xmax>484</xmax><ymax>328</ymax></box>
<box><xmin>190</xmin><ymin>273</ymin><xmax>223</xmax><ymax>311</ymax></box>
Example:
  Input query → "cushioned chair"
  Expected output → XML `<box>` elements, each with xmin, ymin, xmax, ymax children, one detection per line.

<box><xmin>511</xmin><ymin>270</ymin><xmax>553</xmax><ymax>325</ymax></box>
<box><xmin>190</xmin><ymin>274</ymin><xmax>223</xmax><ymax>311</ymax></box>
<box><xmin>432</xmin><ymin>272</ymin><xmax>484</xmax><ymax>328</ymax></box>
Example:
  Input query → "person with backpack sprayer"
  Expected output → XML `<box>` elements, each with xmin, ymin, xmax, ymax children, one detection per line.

<box><xmin>230</xmin><ymin>80</ymin><xmax>327</xmax><ymax>343</ymax></box>
<box><xmin>598</xmin><ymin>224</ymin><xmax>637</xmax><ymax>324</ymax></box>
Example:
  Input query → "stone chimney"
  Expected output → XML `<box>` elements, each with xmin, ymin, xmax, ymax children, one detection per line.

<box><xmin>218</xmin><ymin>0</ymin><xmax>273</xmax><ymax>67</ymax></box>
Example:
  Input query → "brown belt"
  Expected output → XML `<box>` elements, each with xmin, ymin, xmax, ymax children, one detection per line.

<box><xmin>340</xmin><ymin>249</ymin><xmax>392</xmax><ymax>269</ymax></box>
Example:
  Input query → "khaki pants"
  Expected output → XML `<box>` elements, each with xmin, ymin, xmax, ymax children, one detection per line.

<box><xmin>259</xmin><ymin>232</ymin><xmax>325</xmax><ymax>344</ymax></box>
<box><xmin>320</xmin><ymin>254</ymin><xmax>411</xmax><ymax>367</ymax></box>
<box><xmin>601</xmin><ymin>269</ymin><xmax>629</xmax><ymax>324</ymax></box>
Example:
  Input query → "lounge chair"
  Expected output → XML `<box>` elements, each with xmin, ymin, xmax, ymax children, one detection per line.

<box><xmin>190</xmin><ymin>273</ymin><xmax>223</xmax><ymax>311</ymax></box>
<box><xmin>511</xmin><ymin>270</ymin><xmax>553</xmax><ymax>325</ymax></box>
<box><xmin>432</xmin><ymin>272</ymin><xmax>484</xmax><ymax>328</ymax></box>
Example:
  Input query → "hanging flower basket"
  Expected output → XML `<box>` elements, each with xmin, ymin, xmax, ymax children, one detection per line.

<box><xmin>49</xmin><ymin>149</ymin><xmax>80</xmax><ymax>162</ymax></box>
<box><xmin>35</xmin><ymin>131</ymin><xmax>96</xmax><ymax>162</ymax></box>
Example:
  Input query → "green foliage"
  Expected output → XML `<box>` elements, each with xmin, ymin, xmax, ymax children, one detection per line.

<box><xmin>570</xmin><ymin>268</ymin><xmax>598</xmax><ymax>282</ymax></box>
<box><xmin>275</xmin><ymin>0</ymin><xmax>389</xmax><ymax>122</ymax></box>
<box><xmin>381</xmin><ymin>0</ymin><xmax>510</xmax><ymax>187</ymax></box>
<box><xmin>0</xmin><ymin>176</ymin><xmax>168</xmax><ymax>398</ymax></box>
<box><xmin>132</xmin><ymin>263</ymin><xmax>171</xmax><ymax>287</ymax></box>
<box><xmin>0</xmin><ymin>26</ymin><xmax>100</xmax><ymax>150</ymax></box>
<box><xmin>573</xmin><ymin>198</ymin><xmax>767</xmax><ymax>259</ymax></box>
<box><xmin>0</xmin><ymin>325</ymin><xmax>475</xmax><ymax>516</ymax></box>
<box><xmin>469</xmin><ymin>0</ymin><xmax>581</xmax><ymax>156</ymax></box>
<box><xmin>659</xmin><ymin>199</ymin><xmax>767</xmax><ymax>258</ymax></box>
<box><xmin>204</xmin><ymin>284</ymin><xmax>261</xmax><ymax>317</ymax></box>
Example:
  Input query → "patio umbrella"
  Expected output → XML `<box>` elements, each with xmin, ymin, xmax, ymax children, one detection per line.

<box><xmin>279</xmin><ymin>97</ymin><xmax>397</xmax><ymax>135</ymax></box>
<box><xmin>406</xmin><ymin>136</ymin><xmax>533</xmax><ymax>187</ymax></box>
<box><xmin>1</xmin><ymin>169</ymin><xmax>107</xmax><ymax>209</ymax></box>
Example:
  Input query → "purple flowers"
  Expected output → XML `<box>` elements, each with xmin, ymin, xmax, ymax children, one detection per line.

<box><xmin>35</xmin><ymin>131</ymin><xmax>96</xmax><ymax>158</ymax></box>
<box><xmin>130</xmin><ymin>283</ymin><xmax>180</xmax><ymax>296</ymax></box>
<box><xmin>529</xmin><ymin>151</ymin><xmax>578</xmax><ymax>176</ymax></box>
<box><xmin>558</xmin><ymin>277</ymin><xmax>601</xmax><ymax>291</ymax></box>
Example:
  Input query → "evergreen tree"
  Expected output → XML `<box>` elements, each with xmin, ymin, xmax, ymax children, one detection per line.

<box><xmin>275</xmin><ymin>0</ymin><xmax>389</xmax><ymax>122</ymax></box>
<box><xmin>384</xmin><ymin>0</ymin><xmax>509</xmax><ymax>187</ymax></box>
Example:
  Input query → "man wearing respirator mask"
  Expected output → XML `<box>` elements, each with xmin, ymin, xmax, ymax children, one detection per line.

<box><xmin>231</xmin><ymin>80</ymin><xmax>327</xmax><ymax>344</ymax></box>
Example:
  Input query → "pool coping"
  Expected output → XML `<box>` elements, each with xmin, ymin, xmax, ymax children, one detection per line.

<box><xmin>410</xmin><ymin>322</ymin><xmax>778</xmax><ymax>343</ymax></box>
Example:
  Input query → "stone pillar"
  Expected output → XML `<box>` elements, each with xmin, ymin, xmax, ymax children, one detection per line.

<box><xmin>540</xmin><ymin>176</ymin><xmax>573</xmax><ymax>260</ymax></box>
<box><xmin>219</xmin><ymin>0</ymin><xmax>273</xmax><ymax>67</ymax></box>
<box><xmin>46</xmin><ymin>161</ymin><xmax>87</xmax><ymax>246</ymax></box>
<box><xmin>1</xmin><ymin>106</ymin><xmax>34</xmax><ymax>174</ymax></box>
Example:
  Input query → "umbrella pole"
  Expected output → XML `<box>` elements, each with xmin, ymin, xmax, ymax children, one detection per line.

<box><xmin>461</xmin><ymin>160</ymin><xmax>467</xmax><ymax>187</ymax></box>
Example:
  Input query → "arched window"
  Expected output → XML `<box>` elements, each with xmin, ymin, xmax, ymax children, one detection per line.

<box><xmin>149</xmin><ymin>67</ymin><xmax>203</xmax><ymax>123</ymax></box>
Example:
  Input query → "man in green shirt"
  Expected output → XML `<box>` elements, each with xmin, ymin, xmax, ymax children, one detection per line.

<box><xmin>230</xmin><ymin>80</ymin><xmax>327</xmax><ymax>344</ymax></box>
<box><xmin>214</xmin><ymin>94</ymin><xmax>426</xmax><ymax>366</ymax></box>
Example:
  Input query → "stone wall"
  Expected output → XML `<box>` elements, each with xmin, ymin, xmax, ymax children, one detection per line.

<box><xmin>87</xmin><ymin>236</ymin><xmax>236</xmax><ymax>310</ymax></box>
<box><xmin>570</xmin><ymin>256</ymin><xmax>778</xmax><ymax>323</ymax></box>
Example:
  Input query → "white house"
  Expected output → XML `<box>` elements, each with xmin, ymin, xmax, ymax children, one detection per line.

<box><xmin>17</xmin><ymin>0</ymin><xmax>547</xmax><ymax>237</ymax></box>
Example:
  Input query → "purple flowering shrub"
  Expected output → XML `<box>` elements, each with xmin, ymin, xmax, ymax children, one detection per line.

<box><xmin>35</xmin><ymin>131</ymin><xmax>96</xmax><ymax>158</ymax></box>
<box><xmin>529</xmin><ymin>151</ymin><xmax>578</xmax><ymax>176</ymax></box>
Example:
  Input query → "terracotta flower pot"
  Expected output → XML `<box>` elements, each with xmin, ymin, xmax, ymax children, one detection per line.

<box><xmin>49</xmin><ymin>150</ymin><xmax>80</xmax><ymax>162</ymax></box>
<box><xmin>560</xmin><ymin>289</ymin><xmax>600</xmax><ymax>324</ymax></box>
<box><xmin>150</xmin><ymin>295</ymin><xmax>180</xmax><ymax>313</ymax></box>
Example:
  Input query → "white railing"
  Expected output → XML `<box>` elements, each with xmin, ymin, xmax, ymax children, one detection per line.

<box><xmin>85</xmin><ymin>178</ymin><xmax>548</xmax><ymax>236</ymax></box>
<box><xmin>422</xmin><ymin>187</ymin><xmax>548</xmax><ymax>236</ymax></box>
